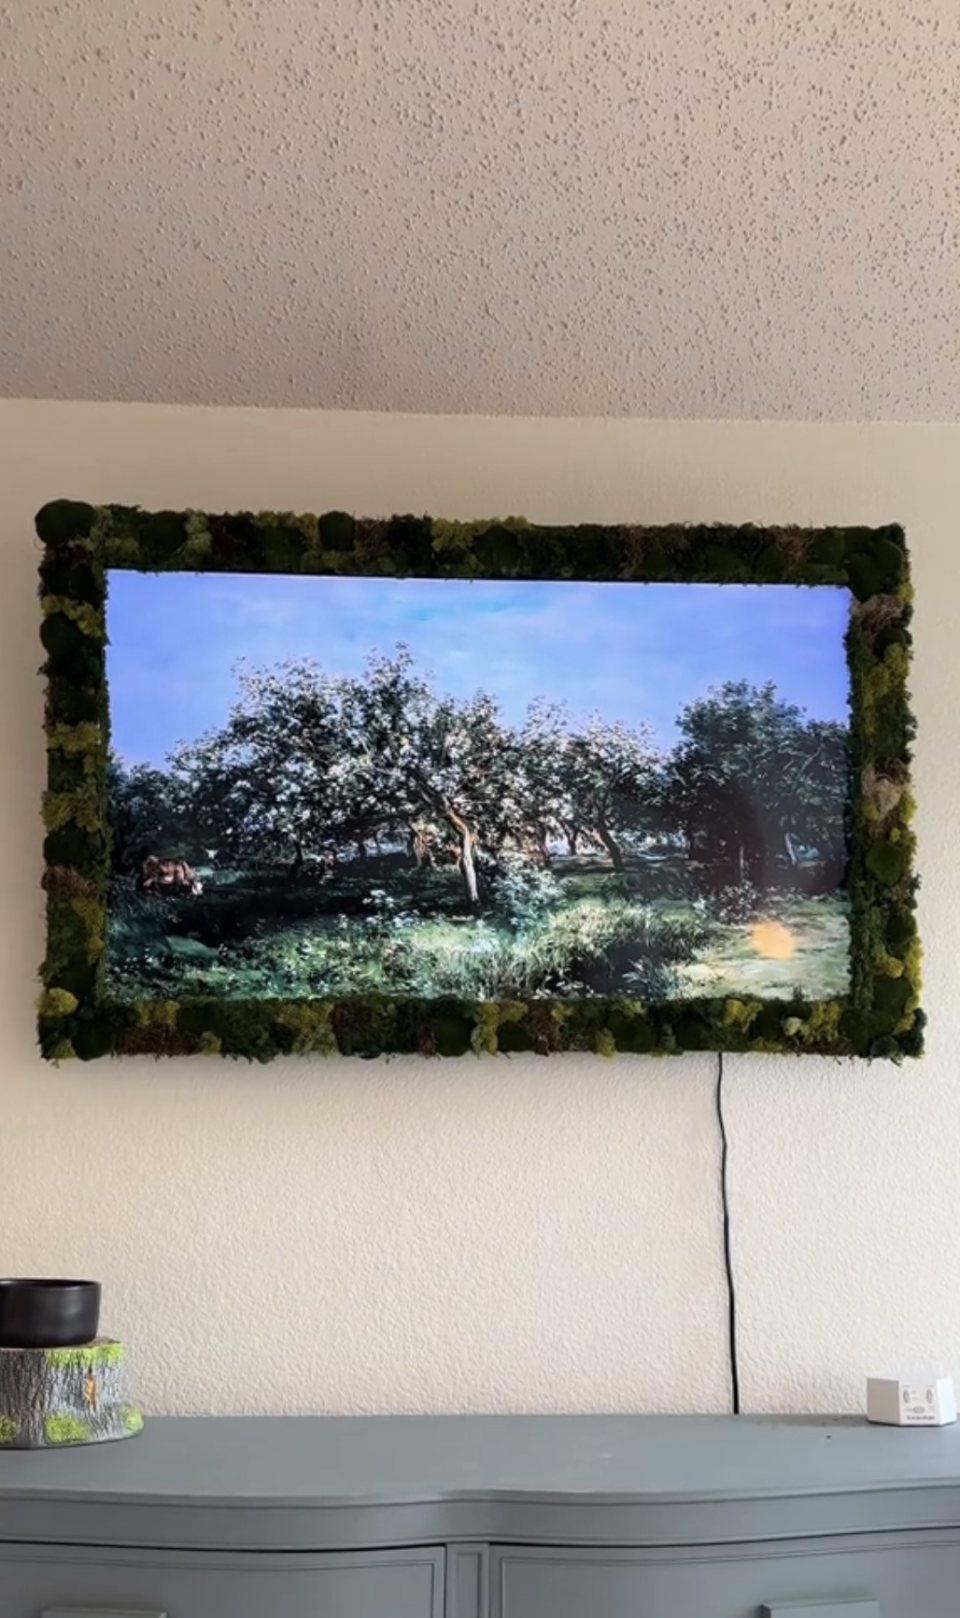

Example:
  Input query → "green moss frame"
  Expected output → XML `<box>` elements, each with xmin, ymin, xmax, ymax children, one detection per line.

<box><xmin>36</xmin><ymin>502</ymin><xmax>922</xmax><ymax>1062</ymax></box>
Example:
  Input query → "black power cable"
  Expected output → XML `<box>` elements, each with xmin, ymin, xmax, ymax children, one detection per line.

<box><xmin>715</xmin><ymin>1051</ymin><xmax>741</xmax><ymax>1414</ymax></box>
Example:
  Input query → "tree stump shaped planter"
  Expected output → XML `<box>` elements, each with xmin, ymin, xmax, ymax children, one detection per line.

<box><xmin>0</xmin><ymin>1339</ymin><xmax>143</xmax><ymax>1448</ymax></box>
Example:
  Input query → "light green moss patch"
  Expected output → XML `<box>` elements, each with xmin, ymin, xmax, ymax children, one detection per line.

<box><xmin>45</xmin><ymin>1414</ymin><xmax>92</xmax><ymax>1444</ymax></box>
<box><xmin>40</xmin><ymin>597</ymin><xmax>105</xmax><ymax>641</ymax></box>
<box><xmin>44</xmin><ymin>1342</ymin><xmax>124</xmax><ymax>1368</ymax></box>
<box><xmin>37</xmin><ymin>986</ymin><xmax>79</xmax><ymax>1017</ymax></box>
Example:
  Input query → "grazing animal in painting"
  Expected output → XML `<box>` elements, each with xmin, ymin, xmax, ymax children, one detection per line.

<box><xmin>139</xmin><ymin>856</ymin><xmax>203</xmax><ymax>896</ymax></box>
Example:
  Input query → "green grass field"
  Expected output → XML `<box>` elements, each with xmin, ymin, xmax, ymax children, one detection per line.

<box><xmin>674</xmin><ymin>898</ymin><xmax>849</xmax><ymax>999</ymax></box>
<box><xmin>105</xmin><ymin>858</ymin><xmax>849</xmax><ymax>1004</ymax></box>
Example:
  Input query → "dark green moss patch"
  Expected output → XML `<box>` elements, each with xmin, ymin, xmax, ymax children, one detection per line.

<box><xmin>36</xmin><ymin>501</ymin><xmax>96</xmax><ymax>547</ymax></box>
<box><xmin>866</xmin><ymin>842</ymin><xmax>910</xmax><ymax>886</ymax></box>
<box><xmin>430</xmin><ymin>1012</ymin><xmax>475</xmax><ymax>1057</ymax></box>
<box><xmin>495</xmin><ymin>1020</ymin><xmax>538</xmax><ymax>1054</ymax></box>
<box><xmin>317</xmin><ymin>511</ymin><xmax>357</xmax><ymax>552</ymax></box>
<box><xmin>139</xmin><ymin>511</ymin><xmax>189</xmax><ymax>565</ymax></box>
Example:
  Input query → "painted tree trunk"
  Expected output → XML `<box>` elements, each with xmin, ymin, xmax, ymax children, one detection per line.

<box><xmin>446</xmin><ymin>808</ymin><xmax>479</xmax><ymax>905</ymax></box>
<box><xmin>0</xmin><ymin>1340</ymin><xmax>143</xmax><ymax>1449</ymax></box>
<box><xmin>459</xmin><ymin>833</ymin><xmax>479</xmax><ymax>906</ymax></box>
<box><xmin>563</xmin><ymin>826</ymin><xmax>582</xmax><ymax>858</ymax></box>
<box><xmin>596</xmin><ymin>815</ymin><xmax>624</xmax><ymax>872</ymax></box>
<box><xmin>408</xmin><ymin>824</ymin><xmax>435</xmax><ymax>869</ymax></box>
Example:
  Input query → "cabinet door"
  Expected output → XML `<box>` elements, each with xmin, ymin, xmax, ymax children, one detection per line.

<box><xmin>491</xmin><ymin>1540</ymin><xmax>959</xmax><ymax>1618</ymax></box>
<box><xmin>1</xmin><ymin>1542</ymin><xmax>443</xmax><ymax>1618</ymax></box>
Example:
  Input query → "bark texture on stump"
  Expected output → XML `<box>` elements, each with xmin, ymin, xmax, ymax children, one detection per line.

<box><xmin>0</xmin><ymin>1338</ymin><xmax>142</xmax><ymax>1448</ymax></box>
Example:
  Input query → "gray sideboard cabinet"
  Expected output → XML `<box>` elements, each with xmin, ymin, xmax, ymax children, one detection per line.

<box><xmin>2</xmin><ymin>1415</ymin><xmax>960</xmax><ymax>1617</ymax></box>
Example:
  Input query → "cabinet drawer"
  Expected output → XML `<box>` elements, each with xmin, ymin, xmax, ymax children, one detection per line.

<box><xmin>491</xmin><ymin>1540</ymin><xmax>959</xmax><ymax>1618</ymax></box>
<box><xmin>1</xmin><ymin>1542</ymin><xmax>443</xmax><ymax>1618</ymax></box>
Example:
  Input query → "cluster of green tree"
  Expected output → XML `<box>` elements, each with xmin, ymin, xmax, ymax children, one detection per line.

<box><xmin>108</xmin><ymin>647</ymin><xmax>850</xmax><ymax>906</ymax></box>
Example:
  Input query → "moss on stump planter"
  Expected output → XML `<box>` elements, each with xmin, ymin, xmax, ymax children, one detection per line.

<box><xmin>0</xmin><ymin>1339</ymin><xmax>143</xmax><ymax>1449</ymax></box>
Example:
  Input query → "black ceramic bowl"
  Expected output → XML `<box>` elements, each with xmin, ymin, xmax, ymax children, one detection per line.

<box><xmin>0</xmin><ymin>1279</ymin><xmax>101</xmax><ymax>1349</ymax></box>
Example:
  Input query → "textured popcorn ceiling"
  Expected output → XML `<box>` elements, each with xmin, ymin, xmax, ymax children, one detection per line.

<box><xmin>1</xmin><ymin>0</ymin><xmax>959</xmax><ymax>418</ymax></box>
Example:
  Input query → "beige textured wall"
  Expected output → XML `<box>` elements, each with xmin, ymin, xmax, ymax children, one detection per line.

<box><xmin>0</xmin><ymin>401</ymin><xmax>955</xmax><ymax>1417</ymax></box>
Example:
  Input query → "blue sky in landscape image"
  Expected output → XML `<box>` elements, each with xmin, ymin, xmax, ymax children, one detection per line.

<box><xmin>106</xmin><ymin>572</ymin><xmax>852</xmax><ymax>769</ymax></box>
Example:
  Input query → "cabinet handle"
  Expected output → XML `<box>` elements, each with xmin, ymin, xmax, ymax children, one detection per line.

<box><xmin>762</xmin><ymin>1603</ymin><xmax>879</xmax><ymax>1617</ymax></box>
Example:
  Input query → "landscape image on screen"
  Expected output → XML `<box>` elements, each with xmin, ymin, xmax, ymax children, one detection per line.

<box><xmin>104</xmin><ymin>573</ymin><xmax>852</xmax><ymax>1004</ymax></box>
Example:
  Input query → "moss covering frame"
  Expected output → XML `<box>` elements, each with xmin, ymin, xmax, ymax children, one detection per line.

<box><xmin>36</xmin><ymin>501</ymin><xmax>922</xmax><ymax>1063</ymax></box>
